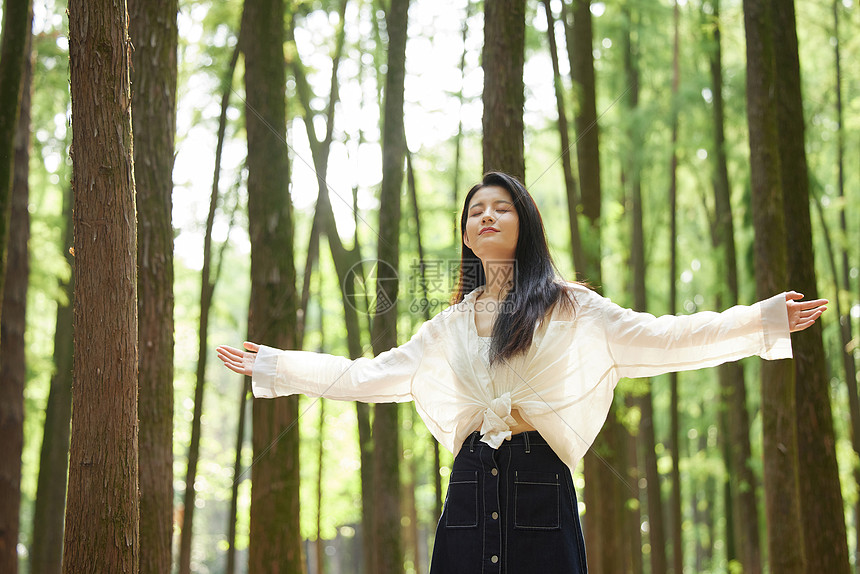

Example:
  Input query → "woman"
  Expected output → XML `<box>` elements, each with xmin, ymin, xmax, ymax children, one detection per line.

<box><xmin>217</xmin><ymin>171</ymin><xmax>827</xmax><ymax>573</ymax></box>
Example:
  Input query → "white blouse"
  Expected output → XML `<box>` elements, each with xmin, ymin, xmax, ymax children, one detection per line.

<box><xmin>252</xmin><ymin>281</ymin><xmax>792</xmax><ymax>473</ymax></box>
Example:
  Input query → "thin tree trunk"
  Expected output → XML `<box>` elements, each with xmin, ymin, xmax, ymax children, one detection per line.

<box><xmin>316</xmin><ymin>398</ymin><xmax>326</xmax><ymax>574</ymax></box>
<box><xmin>706</xmin><ymin>2</ymin><xmax>762</xmax><ymax>571</ymax></box>
<box><xmin>314</xmin><ymin>263</ymin><xmax>326</xmax><ymax>574</ymax></box>
<box><xmin>128</xmin><ymin>1</ymin><xmax>177</xmax><ymax>571</ymax></box>
<box><xmin>562</xmin><ymin>0</ymin><xmax>600</xmax><ymax>226</ymax></box>
<box><xmin>624</xmin><ymin>394</ymin><xmax>644</xmax><ymax>574</ymax></box>
<box><xmin>31</xmin><ymin>185</ymin><xmax>74</xmax><ymax>574</ymax></box>
<box><xmin>541</xmin><ymin>0</ymin><xmax>585</xmax><ymax>279</ymax></box>
<box><xmin>0</xmin><ymin>0</ymin><xmax>33</xmax><ymax>326</ymax></box>
<box><xmin>0</xmin><ymin>29</ymin><xmax>31</xmax><ymax>574</ymax></box>
<box><xmin>63</xmin><ymin>0</ymin><xmax>139</xmax><ymax>570</ymax></box>
<box><xmin>372</xmin><ymin>1</ymin><xmax>410</xmax><ymax>571</ymax></box>
<box><xmin>356</xmin><ymin>403</ymin><xmax>374</xmax><ymax>574</ymax></box>
<box><xmin>482</xmin><ymin>0</ymin><xmax>525</xmax><ymax>180</ymax></box>
<box><xmin>451</xmin><ymin>0</ymin><xmax>471</xmax><ymax>247</ymax></box>
<box><xmin>561</xmin><ymin>1</ymin><xmax>622</xmax><ymax>569</ymax></box>
<box><xmin>667</xmin><ymin>4</ymin><xmax>683</xmax><ymax>574</ymax></box>
<box><xmin>404</xmin><ymin>152</ymin><xmax>445</xmax><ymax>527</ymax></box>
<box><xmin>226</xmin><ymin>380</ymin><xmax>250</xmax><ymax>574</ymax></box>
<box><xmin>831</xmin><ymin>3</ymin><xmax>860</xmax><ymax>564</ymax></box>
<box><xmin>243</xmin><ymin>0</ymin><xmax>302</xmax><ymax>570</ymax></box>
<box><xmin>624</xmin><ymin>5</ymin><xmax>667</xmax><ymax>570</ymax></box>
<box><xmin>743</xmin><ymin>0</ymin><xmax>805</xmax><ymax>570</ymax></box>
<box><xmin>178</xmin><ymin>38</ymin><xmax>241</xmax><ymax>574</ymax></box>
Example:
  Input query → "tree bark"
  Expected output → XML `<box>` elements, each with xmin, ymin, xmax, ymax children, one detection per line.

<box><xmin>667</xmin><ymin>5</ymin><xmax>683</xmax><ymax>573</ymax></box>
<box><xmin>128</xmin><ymin>1</ymin><xmax>177</xmax><ymax>572</ymax></box>
<box><xmin>482</xmin><ymin>0</ymin><xmax>525</xmax><ymax>180</ymax></box>
<box><xmin>771</xmin><ymin>1</ymin><xmax>850</xmax><ymax>571</ymax></box>
<box><xmin>0</xmin><ymin>0</ymin><xmax>33</xmax><ymax>328</ymax></box>
<box><xmin>0</xmin><ymin>27</ymin><xmax>31</xmax><ymax>573</ymax></box>
<box><xmin>63</xmin><ymin>0</ymin><xmax>139</xmax><ymax>570</ymax></box>
<box><xmin>705</xmin><ymin>2</ymin><xmax>762</xmax><ymax>571</ymax></box>
<box><xmin>742</xmin><ymin>0</ymin><xmax>805</xmax><ymax>571</ymax></box>
<box><xmin>542</xmin><ymin>0</ymin><xmax>585</xmax><ymax>279</ymax></box>
<box><xmin>243</xmin><ymin>0</ymin><xmax>302</xmax><ymax>571</ymax></box>
<box><xmin>372</xmin><ymin>1</ymin><xmax>410</xmax><ymax>572</ymax></box>
<box><xmin>563</xmin><ymin>0</ymin><xmax>600</xmax><ymax>225</ymax></box>
<box><xmin>31</xmin><ymin>186</ymin><xmax>74</xmax><ymax>574</ymax></box>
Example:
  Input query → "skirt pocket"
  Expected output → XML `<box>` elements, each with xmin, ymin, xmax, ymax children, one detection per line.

<box><xmin>445</xmin><ymin>470</ymin><xmax>479</xmax><ymax>528</ymax></box>
<box><xmin>514</xmin><ymin>470</ymin><xmax>560</xmax><ymax>530</ymax></box>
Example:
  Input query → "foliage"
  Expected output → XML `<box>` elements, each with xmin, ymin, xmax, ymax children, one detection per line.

<box><xmin>14</xmin><ymin>0</ymin><xmax>860</xmax><ymax>571</ymax></box>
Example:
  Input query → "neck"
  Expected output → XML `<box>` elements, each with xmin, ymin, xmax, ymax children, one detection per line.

<box><xmin>481</xmin><ymin>259</ymin><xmax>515</xmax><ymax>299</ymax></box>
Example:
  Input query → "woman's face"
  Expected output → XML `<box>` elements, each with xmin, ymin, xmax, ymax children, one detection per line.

<box><xmin>462</xmin><ymin>185</ymin><xmax>519</xmax><ymax>260</ymax></box>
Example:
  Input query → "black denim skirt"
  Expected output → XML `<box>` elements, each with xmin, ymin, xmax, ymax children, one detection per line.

<box><xmin>429</xmin><ymin>431</ymin><xmax>587</xmax><ymax>574</ymax></box>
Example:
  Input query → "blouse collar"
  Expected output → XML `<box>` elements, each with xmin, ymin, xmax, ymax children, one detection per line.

<box><xmin>462</xmin><ymin>284</ymin><xmax>485</xmax><ymax>306</ymax></box>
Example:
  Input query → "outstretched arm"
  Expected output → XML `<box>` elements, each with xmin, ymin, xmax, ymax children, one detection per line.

<box><xmin>785</xmin><ymin>291</ymin><xmax>827</xmax><ymax>333</ymax></box>
<box><xmin>214</xmin><ymin>319</ymin><xmax>432</xmax><ymax>403</ymax></box>
<box><xmin>601</xmin><ymin>290</ymin><xmax>824</xmax><ymax>381</ymax></box>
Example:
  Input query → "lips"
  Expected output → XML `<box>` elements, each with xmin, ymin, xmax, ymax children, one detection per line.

<box><xmin>479</xmin><ymin>227</ymin><xmax>499</xmax><ymax>235</ymax></box>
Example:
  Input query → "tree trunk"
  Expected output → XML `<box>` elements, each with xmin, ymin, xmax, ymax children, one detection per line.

<box><xmin>563</xmin><ymin>0</ymin><xmax>600</xmax><ymax>225</ymax></box>
<box><xmin>128</xmin><ymin>1</ymin><xmax>177</xmax><ymax>572</ymax></box>
<box><xmin>0</xmin><ymin>28</ymin><xmax>31</xmax><ymax>573</ymax></box>
<box><xmin>451</xmin><ymin>1</ymin><xmax>472</xmax><ymax>247</ymax></box>
<box><xmin>316</xmin><ymin>397</ymin><xmax>326</xmax><ymax>574</ymax></box>
<box><xmin>542</xmin><ymin>0</ymin><xmax>585</xmax><ymax>279</ymax></box>
<box><xmin>357</xmin><ymin>403</ymin><xmax>374</xmax><ymax>574</ymax></box>
<box><xmin>627</xmin><ymin>43</ymin><xmax>667</xmax><ymax>571</ymax></box>
<box><xmin>667</xmin><ymin>5</ymin><xmax>683</xmax><ymax>573</ymax></box>
<box><xmin>706</xmin><ymin>2</ymin><xmax>762</xmax><ymax>571</ymax></box>
<box><xmin>243</xmin><ymin>0</ymin><xmax>302</xmax><ymax>570</ymax></box>
<box><xmin>372</xmin><ymin>1</ymin><xmax>409</xmax><ymax>572</ymax></box>
<box><xmin>771</xmin><ymin>1</ymin><xmax>850</xmax><ymax>570</ymax></box>
<box><xmin>742</xmin><ymin>0</ymin><xmax>805</xmax><ymax>571</ymax></box>
<box><xmin>561</xmin><ymin>1</ymin><xmax>623</xmax><ymax>569</ymax></box>
<box><xmin>0</xmin><ymin>0</ymin><xmax>33</xmax><ymax>327</ymax></box>
<box><xmin>405</xmin><ymin>152</ymin><xmax>445</xmax><ymax>532</ymax></box>
<box><xmin>481</xmin><ymin>0</ymin><xmax>525</xmax><ymax>180</ymax></box>
<box><xmin>831</xmin><ymin>1</ymin><xmax>860</xmax><ymax>563</ymax></box>
<box><xmin>623</xmin><ymin>7</ymin><xmax>666</xmax><ymax>571</ymax></box>
<box><xmin>63</xmin><ymin>0</ymin><xmax>139</xmax><ymax>570</ymax></box>
<box><xmin>178</xmin><ymin>37</ymin><xmax>241</xmax><ymax>574</ymax></box>
<box><xmin>226</xmin><ymin>380</ymin><xmax>250</xmax><ymax>574</ymax></box>
<box><xmin>31</xmin><ymin>185</ymin><xmax>74</xmax><ymax>574</ymax></box>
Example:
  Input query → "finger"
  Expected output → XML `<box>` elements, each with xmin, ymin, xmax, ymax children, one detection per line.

<box><xmin>217</xmin><ymin>345</ymin><xmax>244</xmax><ymax>358</ymax></box>
<box><xmin>217</xmin><ymin>349</ymin><xmax>248</xmax><ymax>370</ymax></box>
<box><xmin>792</xmin><ymin>319</ymin><xmax>816</xmax><ymax>332</ymax></box>
<box><xmin>797</xmin><ymin>299</ymin><xmax>828</xmax><ymax>310</ymax></box>
<box><xmin>785</xmin><ymin>291</ymin><xmax>804</xmax><ymax>301</ymax></box>
<box><xmin>217</xmin><ymin>348</ymin><xmax>244</xmax><ymax>363</ymax></box>
<box><xmin>244</xmin><ymin>341</ymin><xmax>260</xmax><ymax>352</ymax></box>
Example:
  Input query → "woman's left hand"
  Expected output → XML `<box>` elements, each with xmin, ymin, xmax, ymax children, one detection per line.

<box><xmin>785</xmin><ymin>291</ymin><xmax>828</xmax><ymax>333</ymax></box>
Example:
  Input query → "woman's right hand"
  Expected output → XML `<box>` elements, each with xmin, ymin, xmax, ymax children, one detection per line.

<box><xmin>216</xmin><ymin>341</ymin><xmax>260</xmax><ymax>377</ymax></box>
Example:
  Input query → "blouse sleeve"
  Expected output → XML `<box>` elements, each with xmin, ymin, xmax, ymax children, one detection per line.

<box><xmin>251</xmin><ymin>320</ymin><xmax>431</xmax><ymax>403</ymax></box>
<box><xmin>601</xmin><ymin>291</ymin><xmax>793</xmax><ymax>380</ymax></box>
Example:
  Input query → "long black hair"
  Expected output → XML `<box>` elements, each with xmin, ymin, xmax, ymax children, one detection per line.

<box><xmin>450</xmin><ymin>172</ymin><xmax>577</xmax><ymax>367</ymax></box>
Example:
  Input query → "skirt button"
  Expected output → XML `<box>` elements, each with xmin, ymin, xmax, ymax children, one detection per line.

<box><xmin>491</xmin><ymin>468</ymin><xmax>498</xmax><ymax>476</ymax></box>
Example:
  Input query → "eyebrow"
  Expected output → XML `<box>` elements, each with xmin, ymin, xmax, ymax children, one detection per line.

<box><xmin>468</xmin><ymin>199</ymin><xmax>514</xmax><ymax>210</ymax></box>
